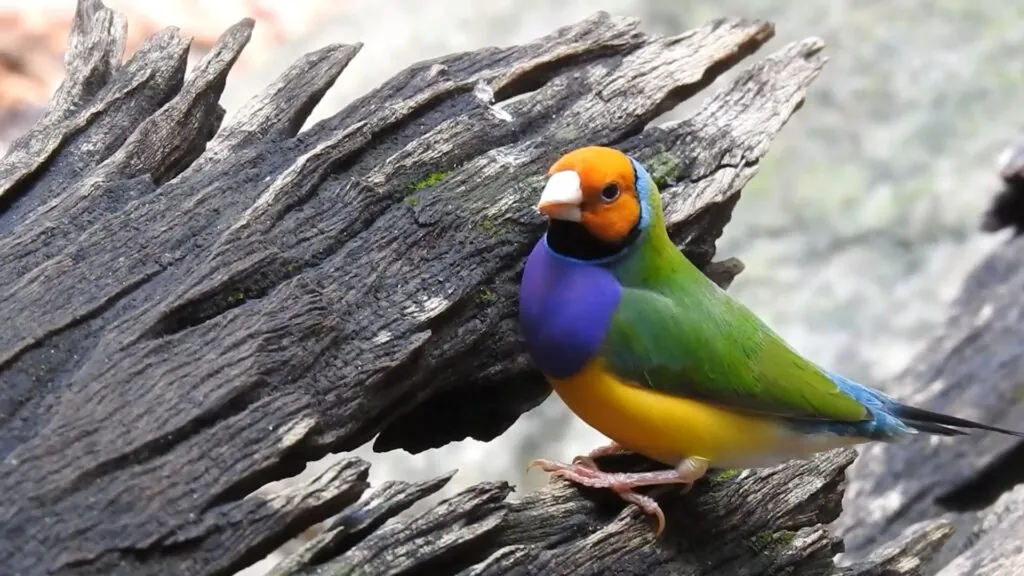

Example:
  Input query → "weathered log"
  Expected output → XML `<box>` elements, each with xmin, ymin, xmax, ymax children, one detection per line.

<box><xmin>982</xmin><ymin>138</ymin><xmax>1024</xmax><ymax>234</ymax></box>
<box><xmin>1</xmin><ymin>1</ymin><xmax>1018</xmax><ymax>575</ymax></box>
<box><xmin>834</xmin><ymin>185</ymin><xmax>1024</xmax><ymax>573</ymax></box>
<box><xmin>270</xmin><ymin>449</ymin><xmax>948</xmax><ymax>576</ymax></box>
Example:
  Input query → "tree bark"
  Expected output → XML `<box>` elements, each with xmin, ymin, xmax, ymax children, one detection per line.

<box><xmin>1</xmin><ymin>1</ymin><xmax>1020</xmax><ymax>575</ymax></box>
<box><xmin>835</xmin><ymin>148</ymin><xmax>1024</xmax><ymax>574</ymax></box>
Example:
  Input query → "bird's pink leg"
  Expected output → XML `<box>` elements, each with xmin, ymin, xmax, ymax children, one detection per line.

<box><xmin>527</xmin><ymin>454</ymin><xmax>709</xmax><ymax>535</ymax></box>
<box><xmin>571</xmin><ymin>442</ymin><xmax>629</xmax><ymax>470</ymax></box>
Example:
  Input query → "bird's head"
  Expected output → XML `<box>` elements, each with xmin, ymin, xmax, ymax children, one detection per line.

<box><xmin>537</xmin><ymin>146</ymin><xmax>657</xmax><ymax>262</ymax></box>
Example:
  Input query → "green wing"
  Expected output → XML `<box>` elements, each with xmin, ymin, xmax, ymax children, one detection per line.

<box><xmin>602</xmin><ymin>285</ymin><xmax>869</xmax><ymax>422</ymax></box>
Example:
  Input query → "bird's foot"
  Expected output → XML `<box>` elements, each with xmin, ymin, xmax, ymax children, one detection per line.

<box><xmin>570</xmin><ymin>441</ymin><xmax>629</xmax><ymax>471</ymax></box>
<box><xmin>527</xmin><ymin>455</ymin><xmax>709</xmax><ymax>536</ymax></box>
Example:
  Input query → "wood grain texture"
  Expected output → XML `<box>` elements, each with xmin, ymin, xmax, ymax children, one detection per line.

<box><xmin>2</xmin><ymin>1</ymin><xmax>1020</xmax><ymax>575</ymax></box>
<box><xmin>983</xmin><ymin>137</ymin><xmax>1024</xmax><ymax>233</ymax></box>
<box><xmin>835</xmin><ymin>223</ymin><xmax>1024</xmax><ymax>567</ymax></box>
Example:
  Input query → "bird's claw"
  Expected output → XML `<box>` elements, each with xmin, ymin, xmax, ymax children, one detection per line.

<box><xmin>529</xmin><ymin>451</ymin><xmax>709</xmax><ymax>537</ymax></box>
<box><xmin>527</xmin><ymin>457</ymin><xmax>672</xmax><ymax>536</ymax></box>
<box><xmin>570</xmin><ymin>455</ymin><xmax>599</xmax><ymax>470</ymax></box>
<box><xmin>617</xmin><ymin>490</ymin><xmax>666</xmax><ymax>537</ymax></box>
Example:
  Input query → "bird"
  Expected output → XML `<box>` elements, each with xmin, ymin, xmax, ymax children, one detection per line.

<box><xmin>517</xmin><ymin>145</ymin><xmax>1024</xmax><ymax>536</ymax></box>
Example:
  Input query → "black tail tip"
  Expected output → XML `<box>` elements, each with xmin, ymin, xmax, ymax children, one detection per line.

<box><xmin>894</xmin><ymin>404</ymin><xmax>1024</xmax><ymax>438</ymax></box>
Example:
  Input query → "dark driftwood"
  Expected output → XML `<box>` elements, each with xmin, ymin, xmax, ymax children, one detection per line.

<box><xmin>835</xmin><ymin>190</ymin><xmax>1024</xmax><ymax>573</ymax></box>
<box><xmin>831</xmin><ymin>137</ymin><xmax>1024</xmax><ymax>576</ymax></box>
<box><xmin>982</xmin><ymin>138</ymin><xmax>1024</xmax><ymax>234</ymax></box>
<box><xmin>1</xmin><ymin>1</ymin><xmax>1021</xmax><ymax>575</ymax></box>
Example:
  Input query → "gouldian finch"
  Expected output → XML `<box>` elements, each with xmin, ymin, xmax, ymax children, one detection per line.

<box><xmin>518</xmin><ymin>146</ymin><xmax>1024</xmax><ymax>535</ymax></box>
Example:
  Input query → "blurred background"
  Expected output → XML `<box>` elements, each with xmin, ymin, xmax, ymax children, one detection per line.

<box><xmin>3</xmin><ymin>1</ymin><xmax>1022</xmax><ymax>573</ymax></box>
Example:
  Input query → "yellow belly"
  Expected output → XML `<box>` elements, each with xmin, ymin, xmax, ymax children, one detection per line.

<box><xmin>548</xmin><ymin>358</ymin><xmax>789</xmax><ymax>467</ymax></box>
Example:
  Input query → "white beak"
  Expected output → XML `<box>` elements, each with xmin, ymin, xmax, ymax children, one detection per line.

<box><xmin>536</xmin><ymin>170</ymin><xmax>583</xmax><ymax>222</ymax></box>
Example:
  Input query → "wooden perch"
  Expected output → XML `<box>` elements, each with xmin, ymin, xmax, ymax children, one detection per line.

<box><xmin>834</xmin><ymin>170</ymin><xmax>1024</xmax><ymax>573</ymax></box>
<box><xmin>2</xmin><ymin>1</ymin><xmax>1022</xmax><ymax>575</ymax></box>
<box><xmin>982</xmin><ymin>137</ymin><xmax>1024</xmax><ymax>234</ymax></box>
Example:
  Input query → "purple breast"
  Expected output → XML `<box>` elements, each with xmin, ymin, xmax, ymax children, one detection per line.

<box><xmin>518</xmin><ymin>238</ymin><xmax>622</xmax><ymax>379</ymax></box>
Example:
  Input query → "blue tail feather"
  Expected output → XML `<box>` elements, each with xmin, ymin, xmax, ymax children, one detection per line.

<box><xmin>783</xmin><ymin>372</ymin><xmax>915</xmax><ymax>440</ymax></box>
<box><xmin>784</xmin><ymin>371</ymin><xmax>1024</xmax><ymax>440</ymax></box>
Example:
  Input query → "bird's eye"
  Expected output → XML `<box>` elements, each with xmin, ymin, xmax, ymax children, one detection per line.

<box><xmin>600</xmin><ymin>183</ymin><xmax>620</xmax><ymax>202</ymax></box>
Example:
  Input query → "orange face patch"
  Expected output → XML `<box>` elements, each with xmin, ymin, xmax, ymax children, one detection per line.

<box><xmin>547</xmin><ymin>146</ymin><xmax>641</xmax><ymax>244</ymax></box>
